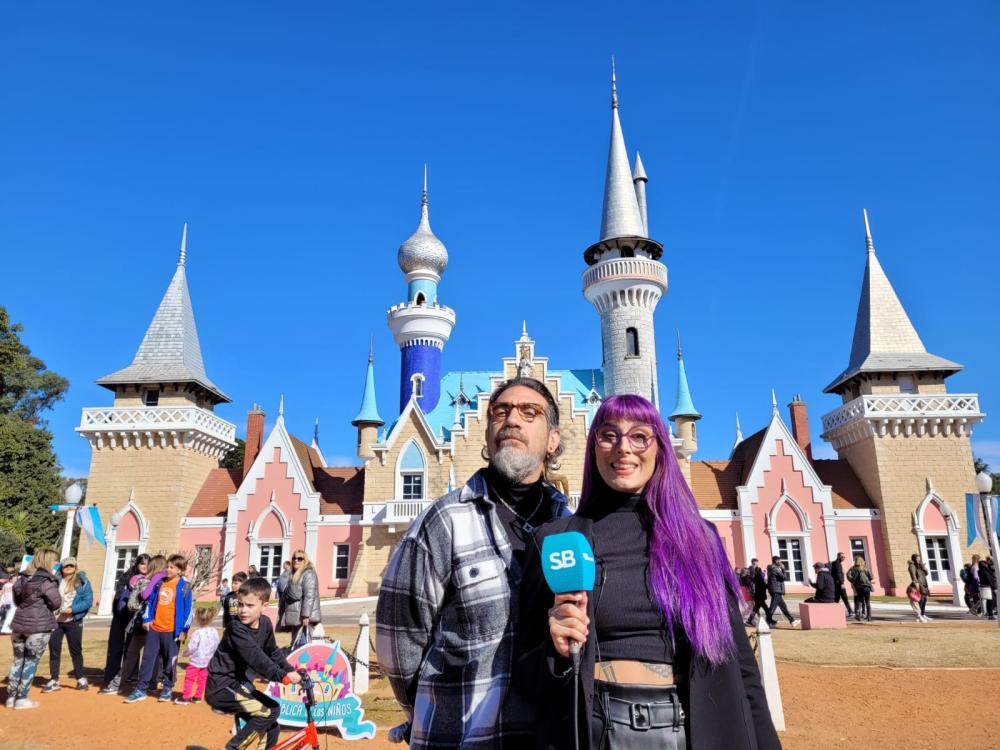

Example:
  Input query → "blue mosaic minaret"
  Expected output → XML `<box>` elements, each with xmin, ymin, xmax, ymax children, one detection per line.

<box><xmin>387</xmin><ymin>167</ymin><xmax>456</xmax><ymax>412</ymax></box>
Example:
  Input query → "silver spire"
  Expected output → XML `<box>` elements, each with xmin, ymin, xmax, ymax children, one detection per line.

<box><xmin>398</xmin><ymin>166</ymin><xmax>448</xmax><ymax>276</ymax></box>
<box><xmin>599</xmin><ymin>59</ymin><xmax>646</xmax><ymax>241</ymax></box>
<box><xmin>178</xmin><ymin>223</ymin><xmax>188</xmax><ymax>266</ymax></box>
<box><xmin>633</xmin><ymin>152</ymin><xmax>648</xmax><ymax>236</ymax></box>
<box><xmin>863</xmin><ymin>208</ymin><xmax>875</xmax><ymax>254</ymax></box>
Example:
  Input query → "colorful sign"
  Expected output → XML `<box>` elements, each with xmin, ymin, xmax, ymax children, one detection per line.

<box><xmin>267</xmin><ymin>641</ymin><xmax>376</xmax><ymax>740</ymax></box>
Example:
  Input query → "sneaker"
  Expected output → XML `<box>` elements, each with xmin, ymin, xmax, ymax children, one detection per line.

<box><xmin>13</xmin><ymin>698</ymin><xmax>40</xmax><ymax>710</ymax></box>
<box><xmin>789</xmin><ymin>619</ymin><xmax>799</xmax><ymax>628</ymax></box>
<box><xmin>124</xmin><ymin>690</ymin><xmax>147</xmax><ymax>704</ymax></box>
<box><xmin>174</xmin><ymin>697</ymin><xmax>190</xmax><ymax>705</ymax></box>
<box><xmin>212</xmin><ymin>708</ymin><xmax>228</xmax><ymax>715</ymax></box>
<box><xmin>190</xmin><ymin>697</ymin><xmax>202</xmax><ymax>704</ymax></box>
<box><xmin>98</xmin><ymin>685</ymin><xmax>118</xmax><ymax>696</ymax></box>
<box><xmin>157</xmin><ymin>689</ymin><xmax>172</xmax><ymax>702</ymax></box>
<box><xmin>5</xmin><ymin>696</ymin><xmax>15</xmax><ymax>709</ymax></box>
<box><xmin>41</xmin><ymin>680</ymin><xmax>60</xmax><ymax>693</ymax></box>
<box><xmin>76</xmin><ymin>678</ymin><xmax>89</xmax><ymax>691</ymax></box>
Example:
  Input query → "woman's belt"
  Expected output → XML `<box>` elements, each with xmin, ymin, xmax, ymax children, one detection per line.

<box><xmin>594</xmin><ymin>681</ymin><xmax>685</xmax><ymax>731</ymax></box>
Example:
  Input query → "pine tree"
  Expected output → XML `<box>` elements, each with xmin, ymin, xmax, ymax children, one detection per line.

<box><xmin>0</xmin><ymin>306</ymin><xmax>69</xmax><ymax>552</ymax></box>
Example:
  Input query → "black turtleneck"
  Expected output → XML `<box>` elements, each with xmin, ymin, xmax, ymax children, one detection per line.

<box><xmin>484</xmin><ymin>465</ymin><xmax>549</xmax><ymax>567</ymax></box>
<box><xmin>583</xmin><ymin>490</ymin><xmax>673</xmax><ymax>665</ymax></box>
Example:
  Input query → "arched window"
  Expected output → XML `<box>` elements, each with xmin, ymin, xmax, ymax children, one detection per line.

<box><xmin>415</xmin><ymin>292</ymin><xmax>427</xmax><ymax>305</ymax></box>
<box><xmin>411</xmin><ymin>373</ymin><xmax>424</xmax><ymax>399</ymax></box>
<box><xmin>398</xmin><ymin>441</ymin><xmax>426</xmax><ymax>500</ymax></box>
<box><xmin>626</xmin><ymin>327</ymin><xmax>639</xmax><ymax>357</ymax></box>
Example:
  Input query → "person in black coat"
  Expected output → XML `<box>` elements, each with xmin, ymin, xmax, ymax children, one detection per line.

<box><xmin>516</xmin><ymin>395</ymin><xmax>780</xmax><ymax>750</ymax></box>
<box><xmin>829</xmin><ymin>552</ymin><xmax>854</xmax><ymax>616</ymax></box>
<box><xmin>805</xmin><ymin>563</ymin><xmax>835</xmax><ymax>603</ymax></box>
<box><xmin>749</xmin><ymin>559</ymin><xmax>769</xmax><ymax>624</ymax></box>
<box><xmin>978</xmin><ymin>556</ymin><xmax>997</xmax><ymax>620</ymax></box>
<box><xmin>765</xmin><ymin>558</ymin><xmax>796</xmax><ymax>627</ymax></box>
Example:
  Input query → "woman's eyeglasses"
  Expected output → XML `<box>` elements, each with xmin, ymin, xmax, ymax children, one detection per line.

<box><xmin>595</xmin><ymin>426</ymin><xmax>655</xmax><ymax>453</ymax></box>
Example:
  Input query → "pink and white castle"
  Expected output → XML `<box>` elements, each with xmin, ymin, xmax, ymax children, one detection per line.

<box><xmin>75</xmin><ymin>76</ymin><xmax>986</xmax><ymax>613</ymax></box>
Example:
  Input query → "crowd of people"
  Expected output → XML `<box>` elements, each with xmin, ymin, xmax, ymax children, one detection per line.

<box><xmin>1</xmin><ymin>377</ymin><xmax>997</xmax><ymax>750</ymax></box>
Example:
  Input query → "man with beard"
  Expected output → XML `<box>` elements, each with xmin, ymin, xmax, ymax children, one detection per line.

<box><xmin>376</xmin><ymin>377</ymin><xmax>568</xmax><ymax>749</ymax></box>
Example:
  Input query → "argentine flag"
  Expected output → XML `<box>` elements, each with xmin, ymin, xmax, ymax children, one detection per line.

<box><xmin>76</xmin><ymin>506</ymin><xmax>107</xmax><ymax>547</ymax></box>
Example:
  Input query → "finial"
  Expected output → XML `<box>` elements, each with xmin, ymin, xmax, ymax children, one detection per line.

<box><xmin>313</xmin><ymin>417</ymin><xmax>320</xmax><ymax>444</ymax></box>
<box><xmin>591</xmin><ymin>369</ymin><xmax>596</xmax><ymax>390</ymax></box>
<box><xmin>771</xmin><ymin>388</ymin><xmax>778</xmax><ymax>412</ymax></box>
<box><xmin>278</xmin><ymin>394</ymin><xmax>284</xmax><ymax>418</ymax></box>
<box><xmin>520</xmin><ymin>320</ymin><xmax>529</xmax><ymax>340</ymax></box>
<box><xmin>422</xmin><ymin>164</ymin><xmax>428</xmax><ymax>207</ymax></box>
<box><xmin>127</xmin><ymin>487</ymin><xmax>135</xmax><ymax>503</ymax></box>
<box><xmin>178</xmin><ymin>223</ymin><xmax>188</xmax><ymax>266</ymax></box>
<box><xmin>676</xmin><ymin>329</ymin><xmax>682</xmax><ymax>360</ymax></box>
<box><xmin>368</xmin><ymin>335</ymin><xmax>374</xmax><ymax>363</ymax></box>
<box><xmin>863</xmin><ymin>208</ymin><xmax>875</xmax><ymax>254</ymax></box>
<box><xmin>736</xmin><ymin>412</ymin><xmax>742</xmax><ymax>432</ymax></box>
<box><xmin>611</xmin><ymin>56</ymin><xmax>618</xmax><ymax>109</ymax></box>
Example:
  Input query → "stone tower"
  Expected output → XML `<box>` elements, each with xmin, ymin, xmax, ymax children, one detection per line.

<box><xmin>819</xmin><ymin>210</ymin><xmax>984</xmax><ymax>597</ymax></box>
<box><xmin>76</xmin><ymin>226</ymin><xmax>236</xmax><ymax>607</ymax></box>
<box><xmin>668</xmin><ymin>333</ymin><xmax>701</xmax><ymax>482</ymax></box>
<box><xmin>387</xmin><ymin>167</ymin><xmax>456</xmax><ymax>413</ymax></box>
<box><xmin>352</xmin><ymin>339</ymin><xmax>384</xmax><ymax>460</ymax></box>
<box><xmin>583</xmin><ymin>63</ymin><xmax>667</xmax><ymax>405</ymax></box>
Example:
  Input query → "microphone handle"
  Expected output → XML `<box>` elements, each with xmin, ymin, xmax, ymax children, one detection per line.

<box><xmin>569</xmin><ymin>638</ymin><xmax>582</xmax><ymax>673</ymax></box>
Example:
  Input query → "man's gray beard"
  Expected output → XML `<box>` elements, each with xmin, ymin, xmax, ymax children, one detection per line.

<box><xmin>491</xmin><ymin>444</ymin><xmax>544</xmax><ymax>484</ymax></box>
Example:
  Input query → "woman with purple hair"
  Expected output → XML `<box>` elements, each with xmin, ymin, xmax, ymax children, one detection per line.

<box><xmin>517</xmin><ymin>394</ymin><xmax>780</xmax><ymax>750</ymax></box>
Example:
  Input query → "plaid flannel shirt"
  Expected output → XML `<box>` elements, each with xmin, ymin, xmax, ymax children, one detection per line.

<box><xmin>376</xmin><ymin>468</ymin><xmax>569</xmax><ymax>749</ymax></box>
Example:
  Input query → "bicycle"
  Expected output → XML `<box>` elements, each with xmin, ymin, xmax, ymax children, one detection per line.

<box><xmin>271</xmin><ymin>670</ymin><xmax>320</xmax><ymax>750</ymax></box>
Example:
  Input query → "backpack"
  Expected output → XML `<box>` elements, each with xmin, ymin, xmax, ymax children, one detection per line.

<box><xmin>960</xmin><ymin>567</ymin><xmax>970</xmax><ymax>584</ymax></box>
<box><xmin>114</xmin><ymin>575</ymin><xmax>134</xmax><ymax>614</ymax></box>
<box><xmin>127</xmin><ymin>576</ymin><xmax>149</xmax><ymax>613</ymax></box>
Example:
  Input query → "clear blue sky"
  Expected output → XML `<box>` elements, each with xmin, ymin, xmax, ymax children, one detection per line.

<box><xmin>3</xmin><ymin>2</ymin><xmax>998</xmax><ymax>479</ymax></box>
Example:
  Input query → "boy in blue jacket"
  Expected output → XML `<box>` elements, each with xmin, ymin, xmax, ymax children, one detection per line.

<box><xmin>125</xmin><ymin>553</ymin><xmax>193</xmax><ymax>703</ymax></box>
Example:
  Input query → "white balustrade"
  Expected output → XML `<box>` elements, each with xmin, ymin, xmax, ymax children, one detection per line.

<box><xmin>582</xmin><ymin>257</ymin><xmax>667</xmax><ymax>290</ymax></box>
<box><xmin>78</xmin><ymin>406</ymin><xmax>236</xmax><ymax>452</ymax></box>
<box><xmin>822</xmin><ymin>394</ymin><xmax>982</xmax><ymax>433</ymax></box>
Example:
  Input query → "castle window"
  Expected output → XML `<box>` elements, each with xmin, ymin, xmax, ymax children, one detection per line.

<box><xmin>115</xmin><ymin>546</ymin><xmax>139</xmax><ymax>578</ymax></box>
<box><xmin>412</xmin><ymin>374</ymin><xmax>424</xmax><ymax>399</ymax></box>
<box><xmin>144</xmin><ymin>389</ymin><xmax>160</xmax><ymax>407</ymax></box>
<box><xmin>256</xmin><ymin>544</ymin><xmax>283</xmax><ymax>582</ymax></box>
<box><xmin>415</xmin><ymin>292</ymin><xmax>427</xmax><ymax>305</ymax></box>
<box><xmin>626</xmin><ymin>328</ymin><xmax>640</xmax><ymax>358</ymax></box>
<box><xmin>849</xmin><ymin>537</ymin><xmax>868</xmax><ymax>566</ymax></box>
<box><xmin>333</xmin><ymin>544</ymin><xmax>350</xmax><ymax>580</ymax></box>
<box><xmin>923</xmin><ymin>537</ymin><xmax>950</xmax><ymax>583</ymax></box>
<box><xmin>776</xmin><ymin>538</ymin><xmax>805</xmax><ymax>583</ymax></box>
<box><xmin>898</xmin><ymin>375</ymin><xmax>916</xmax><ymax>394</ymax></box>
<box><xmin>402</xmin><ymin>474</ymin><xmax>424</xmax><ymax>500</ymax></box>
<box><xmin>620</xmin><ymin>247</ymin><xmax>635</xmax><ymax>258</ymax></box>
<box><xmin>398</xmin><ymin>440</ymin><xmax>427</xmax><ymax>501</ymax></box>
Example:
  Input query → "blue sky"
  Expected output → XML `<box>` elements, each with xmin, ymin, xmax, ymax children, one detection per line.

<box><xmin>2</xmin><ymin>2</ymin><xmax>998</xmax><ymax>479</ymax></box>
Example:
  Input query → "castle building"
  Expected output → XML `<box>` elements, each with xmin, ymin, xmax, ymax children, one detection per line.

<box><xmin>78</xmin><ymin>72</ymin><xmax>984</xmax><ymax>610</ymax></box>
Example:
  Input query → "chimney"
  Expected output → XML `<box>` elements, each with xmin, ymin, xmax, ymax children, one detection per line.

<box><xmin>243</xmin><ymin>404</ymin><xmax>266</xmax><ymax>478</ymax></box>
<box><xmin>787</xmin><ymin>394</ymin><xmax>812</xmax><ymax>461</ymax></box>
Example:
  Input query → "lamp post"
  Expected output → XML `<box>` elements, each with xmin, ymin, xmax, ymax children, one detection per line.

<box><xmin>60</xmin><ymin>483</ymin><xmax>84</xmax><ymax>560</ymax></box>
<box><xmin>975</xmin><ymin>471</ymin><xmax>1000</xmax><ymax>628</ymax></box>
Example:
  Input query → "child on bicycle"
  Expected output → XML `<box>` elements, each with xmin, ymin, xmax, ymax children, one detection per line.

<box><xmin>206</xmin><ymin>577</ymin><xmax>301</xmax><ymax>750</ymax></box>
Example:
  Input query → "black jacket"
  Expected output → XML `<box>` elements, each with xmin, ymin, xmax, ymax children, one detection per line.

<box><xmin>830</xmin><ymin>559</ymin><xmax>847</xmax><ymax>586</ymax></box>
<box><xmin>766</xmin><ymin>564</ymin><xmax>787</xmax><ymax>595</ymax></box>
<box><xmin>751</xmin><ymin>567</ymin><xmax>768</xmax><ymax>604</ymax></box>
<box><xmin>515</xmin><ymin>514</ymin><xmax>781</xmax><ymax>750</ymax></box>
<box><xmin>11</xmin><ymin>570</ymin><xmax>60</xmax><ymax>635</ymax></box>
<box><xmin>207</xmin><ymin>615</ymin><xmax>292</xmax><ymax>699</ymax></box>
<box><xmin>809</xmin><ymin>570</ymin><xmax>836</xmax><ymax>602</ymax></box>
<box><xmin>979</xmin><ymin>561</ymin><xmax>997</xmax><ymax>590</ymax></box>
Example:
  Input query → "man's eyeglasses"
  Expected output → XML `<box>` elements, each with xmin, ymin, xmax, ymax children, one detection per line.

<box><xmin>595</xmin><ymin>426</ymin><xmax>656</xmax><ymax>453</ymax></box>
<box><xmin>488</xmin><ymin>402</ymin><xmax>547</xmax><ymax>423</ymax></box>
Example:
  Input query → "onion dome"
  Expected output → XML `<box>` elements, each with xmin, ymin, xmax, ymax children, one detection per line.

<box><xmin>397</xmin><ymin>166</ymin><xmax>448</xmax><ymax>276</ymax></box>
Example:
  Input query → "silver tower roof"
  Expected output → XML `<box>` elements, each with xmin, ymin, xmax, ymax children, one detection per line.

<box><xmin>97</xmin><ymin>225</ymin><xmax>230</xmax><ymax>403</ymax></box>
<box><xmin>824</xmin><ymin>210</ymin><xmax>961</xmax><ymax>393</ymax></box>
<box><xmin>599</xmin><ymin>60</ymin><xmax>647</xmax><ymax>241</ymax></box>
<box><xmin>397</xmin><ymin>165</ymin><xmax>448</xmax><ymax>276</ymax></box>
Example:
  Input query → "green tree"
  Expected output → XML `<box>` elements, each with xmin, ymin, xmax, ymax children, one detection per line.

<box><xmin>220</xmin><ymin>437</ymin><xmax>245</xmax><ymax>470</ymax></box>
<box><xmin>0</xmin><ymin>306</ymin><xmax>69</xmax><ymax>551</ymax></box>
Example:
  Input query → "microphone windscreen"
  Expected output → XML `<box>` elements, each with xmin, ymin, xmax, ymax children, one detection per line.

<box><xmin>541</xmin><ymin>531</ymin><xmax>596</xmax><ymax>594</ymax></box>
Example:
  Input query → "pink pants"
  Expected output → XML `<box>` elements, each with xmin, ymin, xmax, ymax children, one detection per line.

<box><xmin>182</xmin><ymin>664</ymin><xmax>209</xmax><ymax>700</ymax></box>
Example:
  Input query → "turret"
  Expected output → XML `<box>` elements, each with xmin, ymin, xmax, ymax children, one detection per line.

<box><xmin>582</xmin><ymin>60</ymin><xmax>667</xmax><ymax>403</ymax></box>
<box><xmin>352</xmin><ymin>339</ymin><xmax>384</xmax><ymax>460</ymax></box>
<box><xmin>668</xmin><ymin>331</ymin><xmax>701</xmax><ymax>460</ymax></box>
<box><xmin>387</xmin><ymin>167</ymin><xmax>456</xmax><ymax>412</ymax></box>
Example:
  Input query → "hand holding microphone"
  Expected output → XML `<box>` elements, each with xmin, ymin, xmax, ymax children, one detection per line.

<box><xmin>541</xmin><ymin>532</ymin><xmax>596</xmax><ymax>669</ymax></box>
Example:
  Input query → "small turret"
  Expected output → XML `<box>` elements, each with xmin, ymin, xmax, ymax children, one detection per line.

<box><xmin>668</xmin><ymin>331</ymin><xmax>701</xmax><ymax>459</ymax></box>
<box><xmin>352</xmin><ymin>339</ymin><xmax>384</xmax><ymax>460</ymax></box>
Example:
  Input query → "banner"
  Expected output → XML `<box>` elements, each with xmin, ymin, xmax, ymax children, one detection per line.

<box><xmin>267</xmin><ymin>640</ymin><xmax>376</xmax><ymax>740</ymax></box>
<box><xmin>967</xmin><ymin>494</ymin><xmax>985</xmax><ymax>547</ymax></box>
<box><xmin>76</xmin><ymin>506</ymin><xmax>107</xmax><ymax>548</ymax></box>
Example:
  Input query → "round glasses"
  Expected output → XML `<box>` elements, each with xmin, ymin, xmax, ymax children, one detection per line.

<box><xmin>595</xmin><ymin>426</ymin><xmax>655</xmax><ymax>453</ymax></box>
<box><xmin>488</xmin><ymin>402</ymin><xmax>547</xmax><ymax>423</ymax></box>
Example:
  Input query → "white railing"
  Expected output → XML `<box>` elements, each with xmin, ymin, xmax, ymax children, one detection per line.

<box><xmin>385</xmin><ymin>499</ymin><xmax>433</xmax><ymax>523</ymax></box>
<box><xmin>78</xmin><ymin>406</ymin><xmax>237</xmax><ymax>444</ymax></box>
<box><xmin>582</xmin><ymin>257</ymin><xmax>667</xmax><ymax>290</ymax></box>
<box><xmin>821</xmin><ymin>394</ymin><xmax>982</xmax><ymax>433</ymax></box>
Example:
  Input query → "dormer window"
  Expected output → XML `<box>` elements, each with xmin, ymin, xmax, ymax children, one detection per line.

<box><xmin>143</xmin><ymin>389</ymin><xmax>160</xmax><ymax>407</ymax></box>
<box><xmin>411</xmin><ymin>373</ymin><xmax>424</xmax><ymax>399</ymax></box>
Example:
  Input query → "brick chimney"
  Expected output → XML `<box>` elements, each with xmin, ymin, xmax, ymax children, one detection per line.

<box><xmin>788</xmin><ymin>394</ymin><xmax>812</xmax><ymax>461</ymax></box>
<box><xmin>243</xmin><ymin>404</ymin><xmax>266</xmax><ymax>478</ymax></box>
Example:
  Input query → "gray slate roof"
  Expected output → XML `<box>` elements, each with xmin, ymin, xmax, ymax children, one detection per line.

<box><xmin>825</xmin><ymin>226</ymin><xmax>961</xmax><ymax>393</ymax></box>
<box><xmin>97</xmin><ymin>260</ymin><xmax>229</xmax><ymax>403</ymax></box>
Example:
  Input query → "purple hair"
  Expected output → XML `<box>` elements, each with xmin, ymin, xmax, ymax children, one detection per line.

<box><xmin>579</xmin><ymin>394</ymin><xmax>740</xmax><ymax>666</ymax></box>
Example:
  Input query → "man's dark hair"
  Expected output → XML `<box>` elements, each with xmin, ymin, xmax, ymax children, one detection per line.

<box><xmin>772</xmin><ymin>556</ymin><xmax>781</xmax><ymax>564</ymax></box>
<box><xmin>750</xmin><ymin>558</ymin><xmax>758</xmax><ymax>565</ymax></box>
<box><xmin>239</xmin><ymin>576</ymin><xmax>273</xmax><ymax>602</ymax></box>
<box><xmin>488</xmin><ymin>377</ymin><xmax>560</xmax><ymax>428</ymax></box>
<box><xmin>232</xmin><ymin>571</ymin><xmax>249</xmax><ymax>585</ymax></box>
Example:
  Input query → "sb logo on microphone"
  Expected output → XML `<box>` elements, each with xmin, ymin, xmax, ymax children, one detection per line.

<box><xmin>548</xmin><ymin>550</ymin><xmax>578</xmax><ymax>570</ymax></box>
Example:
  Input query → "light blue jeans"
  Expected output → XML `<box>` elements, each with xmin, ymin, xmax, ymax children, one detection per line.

<box><xmin>8</xmin><ymin>632</ymin><xmax>52</xmax><ymax>699</ymax></box>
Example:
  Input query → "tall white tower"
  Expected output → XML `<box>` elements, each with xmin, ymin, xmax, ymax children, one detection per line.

<box><xmin>583</xmin><ymin>63</ymin><xmax>667</xmax><ymax>405</ymax></box>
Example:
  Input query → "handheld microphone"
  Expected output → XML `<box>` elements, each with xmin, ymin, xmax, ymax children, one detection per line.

<box><xmin>541</xmin><ymin>531</ymin><xmax>596</xmax><ymax>669</ymax></box>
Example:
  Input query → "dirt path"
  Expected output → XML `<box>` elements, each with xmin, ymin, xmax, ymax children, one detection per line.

<box><xmin>3</xmin><ymin>662</ymin><xmax>998</xmax><ymax>749</ymax></box>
